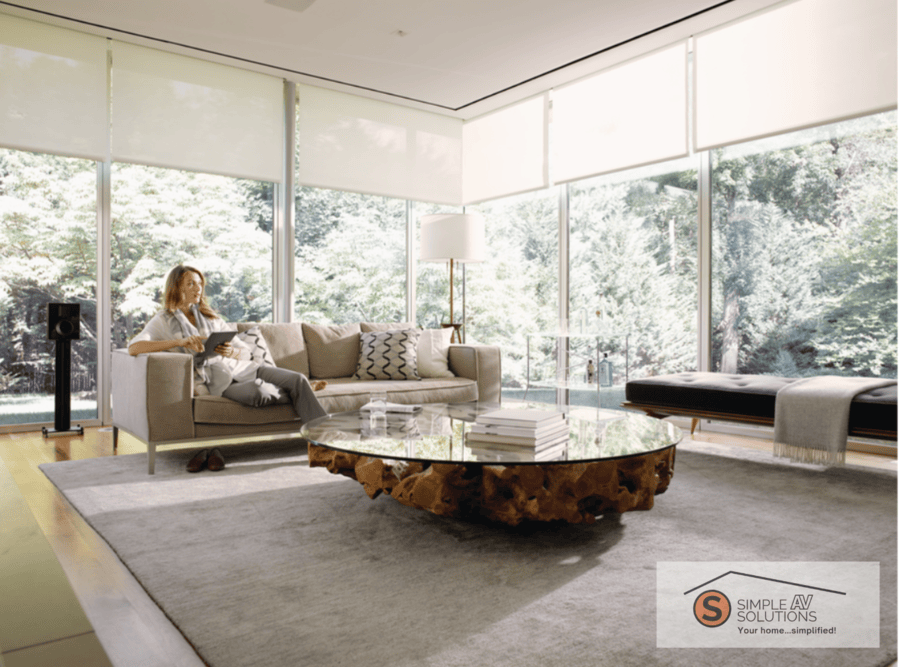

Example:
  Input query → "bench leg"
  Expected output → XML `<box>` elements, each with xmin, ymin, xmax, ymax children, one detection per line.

<box><xmin>148</xmin><ymin>445</ymin><xmax>156</xmax><ymax>475</ymax></box>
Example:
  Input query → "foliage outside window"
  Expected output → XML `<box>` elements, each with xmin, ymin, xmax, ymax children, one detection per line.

<box><xmin>711</xmin><ymin>111</ymin><xmax>897</xmax><ymax>378</ymax></box>
<box><xmin>568</xmin><ymin>158</ymin><xmax>699</xmax><ymax>406</ymax></box>
<box><xmin>465</xmin><ymin>189</ymin><xmax>560</xmax><ymax>397</ymax></box>
<box><xmin>0</xmin><ymin>149</ymin><xmax>98</xmax><ymax>425</ymax></box>
<box><xmin>294</xmin><ymin>187</ymin><xmax>406</xmax><ymax>324</ymax></box>
<box><xmin>112</xmin><ymin>164</ymin><xmax>274</xmax><ymax>343</ymax></box>
<box><xmin>0</xmin><ymin>153</ymin><xmax>274</xmax><ymax>427</ymax></box>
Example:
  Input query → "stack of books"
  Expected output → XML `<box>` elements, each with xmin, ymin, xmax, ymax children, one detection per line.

<box><xmin>466</xmin><ymin>408</ymin><xmax>569</xmax><ymax>462</ymax></box>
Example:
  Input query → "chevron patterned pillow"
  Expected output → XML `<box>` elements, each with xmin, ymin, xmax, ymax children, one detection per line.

<box><xmin>353</xmin><ymin>329</ymin><xmax>421</xmax><ymax>381</ymax></box>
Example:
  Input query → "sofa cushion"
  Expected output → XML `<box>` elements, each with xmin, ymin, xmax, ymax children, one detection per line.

<box><xmin>236</xmin><ymin>322</ymin><xmax>309</xmax><ymax>376</ymax></box>
<box><xmin>302</xmin><ymin>322</ymin><xmax>361</xmax><ymax>378</ymax></box>
<box><xmin>354</xmin><ymin>329</ymin><xmax>420</xmax><ymax>381</ymax></box>
<box><xmin>193</xmin><ymin>396</ymin><xmax>299</xmax><ymax>425</ymax></box>
<box><xmin>417</xmin><ymin>328</ymin><xmax>454</xmax><ymax>378</ymax></box>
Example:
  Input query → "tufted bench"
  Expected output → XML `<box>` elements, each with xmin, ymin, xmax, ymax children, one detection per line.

<box><xmin>622</xmin><ymin>372</ymin><xmax>897</xmax><ymax>441</ymax></box>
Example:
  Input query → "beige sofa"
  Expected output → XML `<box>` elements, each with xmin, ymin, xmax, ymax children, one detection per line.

<box><xmin>111</xmin><ymin>321</ymin><xmax>502</xmax><ymax>473</ymax></box>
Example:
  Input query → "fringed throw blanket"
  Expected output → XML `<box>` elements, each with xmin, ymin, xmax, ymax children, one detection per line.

<box><xmin>774</xmin><ymin>376</ymin><xmax>896</xmax><ymax>465</ymax></box>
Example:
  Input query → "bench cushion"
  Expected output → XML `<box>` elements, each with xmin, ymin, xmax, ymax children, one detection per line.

<box><xmin>625</xmin><ymin>372</ymin><xmax>897</xmax><ymax>435</ymax></box>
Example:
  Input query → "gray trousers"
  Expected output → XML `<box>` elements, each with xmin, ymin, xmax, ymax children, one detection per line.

<box><xmin>222</xmin><ymin>365</ymin><xmax>327</xmax><ymax>423</ymax></box>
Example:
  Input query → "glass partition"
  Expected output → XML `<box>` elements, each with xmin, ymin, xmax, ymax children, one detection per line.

<box><xmin>465</xmin><ymin>188</ymin><xmax>560</xmax><ymax>401</ymax></box>
<box><xmin>568</xmin><ymin>157</ymin><xmax>699</xmax><ymax>408</ymax></box>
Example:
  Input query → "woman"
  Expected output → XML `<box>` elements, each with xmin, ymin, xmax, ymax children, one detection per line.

<box><xmin>128</xmin><ymin>264</ymin><xmax>328</xmax><ymax>472</ymax></box>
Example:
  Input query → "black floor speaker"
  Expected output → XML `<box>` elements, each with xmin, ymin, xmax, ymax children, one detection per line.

<box><xmin>42</xmin><ymin>303</ymin><xmax>84</xmax><ymax>437</ymax></box>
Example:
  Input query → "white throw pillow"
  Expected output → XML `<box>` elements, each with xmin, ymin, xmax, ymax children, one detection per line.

<box><xmin>417</xmin><ymin>328</ymin><xmax>454</xmax><ymax>378</ymax></box>
<box><xmin>236</xmin><ymin>326</ymin><xmax>277</xmax><ymax>367</ymax></box>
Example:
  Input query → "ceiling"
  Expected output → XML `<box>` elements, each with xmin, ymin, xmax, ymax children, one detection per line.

<box><xmin>1</xmin><ymin>0</ymin><xmax>774</xmax><ymax>118</ymax></box>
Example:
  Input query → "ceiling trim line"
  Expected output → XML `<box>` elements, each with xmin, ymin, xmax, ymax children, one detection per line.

<box><xmin>454</xmin><ymin>0</ymin><xmax>736</xmax><ymax>111</ymax></box>
<box><xmin>0</xmin><ymin>0</ymin><xmax>737</xmax><ymax>113</ymax></box>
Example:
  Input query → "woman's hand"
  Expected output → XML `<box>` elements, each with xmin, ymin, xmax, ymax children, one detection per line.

<box><xmin>215</xmin><ymin>342</ymin><xmax>236</xmax><ymax>359</ymax></box>
<box><xmin>180</xmin><ymin>335</ymin><xmax>205</xmax><ymax>353</ymax></box>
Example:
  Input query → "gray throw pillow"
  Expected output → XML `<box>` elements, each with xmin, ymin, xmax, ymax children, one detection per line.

<box><xmin>353</xmin><ymin>329</ymin><xmax>421</xmax><ymax>381</ymax></box>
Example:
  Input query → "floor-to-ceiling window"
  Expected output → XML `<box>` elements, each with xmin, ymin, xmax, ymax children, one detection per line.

<box><xmin>112</xmin><ymin>164</ymin><xmax>274</xmax><ymax>344</ymax></box>
<box><xmin>0</xmin><ymin>149</ymin><xmax>99</xmax><ymax>426</ymax></box>
<box><xmin>294</xmin><ymin>186</ymin><xmax>407</xmax><ymax>324</ymax></box>
<box><xmin>465</xmin><ymin>188</ymin><xmax>559</xmax><ymax>401</ymax></box>
<box><xmin>567</xmin><ymin>157</ymin><xmax>699</xmax><ymax>407</ymax></box>
<box><xmin>711</xmin><ymin>111</ymin><xmax>897</xmax><ymax>379</ymax></box>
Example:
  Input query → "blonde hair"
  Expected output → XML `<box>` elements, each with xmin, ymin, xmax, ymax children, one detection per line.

<box><xmin>163</xmin><ymin>265</ymin><xmax>218</xmax><ymax>319</ymax></box>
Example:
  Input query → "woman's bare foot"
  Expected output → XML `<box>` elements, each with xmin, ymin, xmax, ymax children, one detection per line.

<box><xmin>312</xmin><ymin>380</ymin><xmax>327</xmax><ymax>391</ymax></box>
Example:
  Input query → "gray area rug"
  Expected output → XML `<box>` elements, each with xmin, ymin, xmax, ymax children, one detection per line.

<box><xmin>41</xmin><ymin>440</ymin><xmax>897</xmax><ymax>667</ymax></box>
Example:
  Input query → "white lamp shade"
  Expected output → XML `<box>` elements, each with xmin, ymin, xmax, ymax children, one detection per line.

<box><xmin>419</xmin><ymin>214</ymin><xmax>487</xmax><ymax>263</ymax></box>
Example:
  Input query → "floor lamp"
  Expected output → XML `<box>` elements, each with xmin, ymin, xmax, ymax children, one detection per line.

<box><xmin>419</xmin><ymin>213</ymin><xmax>486</xmax><ymax>343</ymax></box>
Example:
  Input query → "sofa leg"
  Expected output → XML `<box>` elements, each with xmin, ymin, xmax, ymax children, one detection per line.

<box><xmin>148</xmin><ymin>445</ymin><xmax>156</xmax><ymax>475</ymax></box>
<box><xmin>691</xmin><ymin>418</ymin><xmax>699</xmax><ymax>435</ymax></box>
<box><xmin>112</xmin><ymin>426</ymin><xmax>118</xmax><ymax>452</ymax></box>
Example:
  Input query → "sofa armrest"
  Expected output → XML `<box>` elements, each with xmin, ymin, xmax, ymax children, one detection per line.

<box><xmin>448</xmin><ymin>344</ymin><xmax>502</xmax><ymax>404</ymax></box>
<box><xmin>111</xmin><ymin>349</ymin><xmax>195</xmax><ymax>444</ymax></box>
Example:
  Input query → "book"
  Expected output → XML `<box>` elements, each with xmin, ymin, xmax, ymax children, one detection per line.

<box><xmin>469</xmin><ymin>420</ymin><xmax>569</xmax><ymax>441</ymax></box>
<box><xmin>474</xmin><ymin>408</ymin><xmax>565</xmax><ymax>429</ymax></box>
<box><xmin>469</xmin><ymin>441</ymin><xmax>568</xmax><ymax>462</ymax></box>
<box><xmin>467</xmin><ymin>423</ymin><xmax>569</xmax><ymax>447</ymax></box>
<box><xmin>466</xmin><ymin>431</ymin><xmax>569</xmax><ymax>452</ymax></box>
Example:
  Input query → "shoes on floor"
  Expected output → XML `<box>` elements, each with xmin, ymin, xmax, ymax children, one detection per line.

<box><xmin>186</xmin><ymin>449</ymin><xmax>209</xmax><ymax>473</ymax></box>
<box><xmin>207</xmin><ymin>448</ymin><xmax>225</xmax><ymax>472</ymax></box>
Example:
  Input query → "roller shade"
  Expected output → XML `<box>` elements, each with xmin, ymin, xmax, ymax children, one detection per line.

<box><xmin>552</xmin><ymin>42</ymin><xmax>689</xmax><ymax>184</ymax></box>
<box><xmin>462</xmin><ymin>93</ymin><xmax>549</xmax><ymax>204</ymax></box>
<box><xmin>694</xmin><ymin>0</ymin><xmax>898</xmax><ymax>151</ymax></box>
<box><xmin>111</xmin><ymin>41</ymin><xmax>284</xmax><ymax>182</ymax></box>
<box><xmin>296</xmin><ymin>84</ymin><xmax>463</xmax><ymax>205</ymax></box>
<box><xmin>0</xmin><ymin>13</ymin><xmax>108</xmax><ymax>160</ymax></box>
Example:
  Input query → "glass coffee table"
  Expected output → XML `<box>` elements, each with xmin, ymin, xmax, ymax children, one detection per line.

<box><xmin>301</xmin><ymin>402</ymin><xmax>681</xmax><ymax>525</ymax></box>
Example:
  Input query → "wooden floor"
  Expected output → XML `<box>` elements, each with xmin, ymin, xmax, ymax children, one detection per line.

<box><xmin>0</xmin><ymin>426</ymin><xmax>895</xmax><ymax>666</ymax></box>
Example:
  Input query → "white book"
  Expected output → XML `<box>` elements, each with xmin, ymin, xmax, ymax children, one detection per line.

<box><xmin>467</xmin><ymin>423</ymin><xmax>569</xmax><ymax>446</ymax></box>
<box><xmin>466</xmin><ymin>432</ymin><xmax>569</xmax><ymax>452</ymax></box>
<box><xmin>469</xmin><ymin>419</ymin><xmax>569</xmax><ymax>440</ymax></box>
<box><xmin>475</xmin><ymin>408</ymin><xmax>565</xmax><ymax>429</ymax></box>
<box><xmin>469</xmin><ymin>441</ymin><xmax>568</xmax><ymax>462</ymax></box>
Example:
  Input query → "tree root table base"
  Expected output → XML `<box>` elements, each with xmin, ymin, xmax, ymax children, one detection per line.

<box><xmin>308</xmin><ymin>443</ymin><xmax>676</xmax><ymax>525</ymax></box>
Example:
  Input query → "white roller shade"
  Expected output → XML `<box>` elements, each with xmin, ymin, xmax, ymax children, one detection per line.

<box><xmin>694</xmin><ymin>0</ymin><xmax>898</xmax><ymax>152</ymax></box>
<box><xmin>296</xmin><ymin>84</ymin><xmax>463</xmax><ymax>205</ymax></box>
<box><xmin>552</xmin><ymin>42</ymin><xmax>689</xmax><ymax>184</ymax></box>
<box><xmin>0</xmin><ymin>14</ymin><xmax>108</xmax><ymax>160</ymax></box>
<box><xmin>111</xmin><ymin>42</ymin><xmax>283</xmax><ymax>182</ymax></box>
<box><xmin>462</xmin><ymin>94</ymin><xmax>549</xmax><ymax>204</ymax></box>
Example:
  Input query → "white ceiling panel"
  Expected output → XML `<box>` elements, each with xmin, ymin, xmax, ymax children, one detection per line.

<box><xmin>0</xmin><ymin>0</ymin><xmax>780</xmax><ymax>117</ymax></box>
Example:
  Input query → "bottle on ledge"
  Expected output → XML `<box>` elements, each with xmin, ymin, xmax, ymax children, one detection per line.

<box><xmin>598</xmin><ymin>353</ymin><xmax>613</xmax><ymax>387</ymax></box>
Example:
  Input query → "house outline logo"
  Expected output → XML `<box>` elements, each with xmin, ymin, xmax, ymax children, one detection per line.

<box><xmin>684</xmin><ymin>570</ymin><xmax>846</xmax><ymax>629</ymax></box>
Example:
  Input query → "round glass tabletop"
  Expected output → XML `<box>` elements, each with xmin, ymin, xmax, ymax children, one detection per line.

<box><xmin>300</xmin><ymin>402</ymin><xmax>682</xmax><ymax>465</ymax></box>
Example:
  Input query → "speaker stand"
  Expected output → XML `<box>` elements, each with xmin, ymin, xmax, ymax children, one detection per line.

<box><xmin>42</xmin><ymin>338</ymin><xmax>83</xmax><ymax>438</ymax></box>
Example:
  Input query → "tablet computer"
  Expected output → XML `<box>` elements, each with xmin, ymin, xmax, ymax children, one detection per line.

<box><xmin>196</xmin><ymin>330</ymin><xmax>238</xmax><ymax>362</ymax></box>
